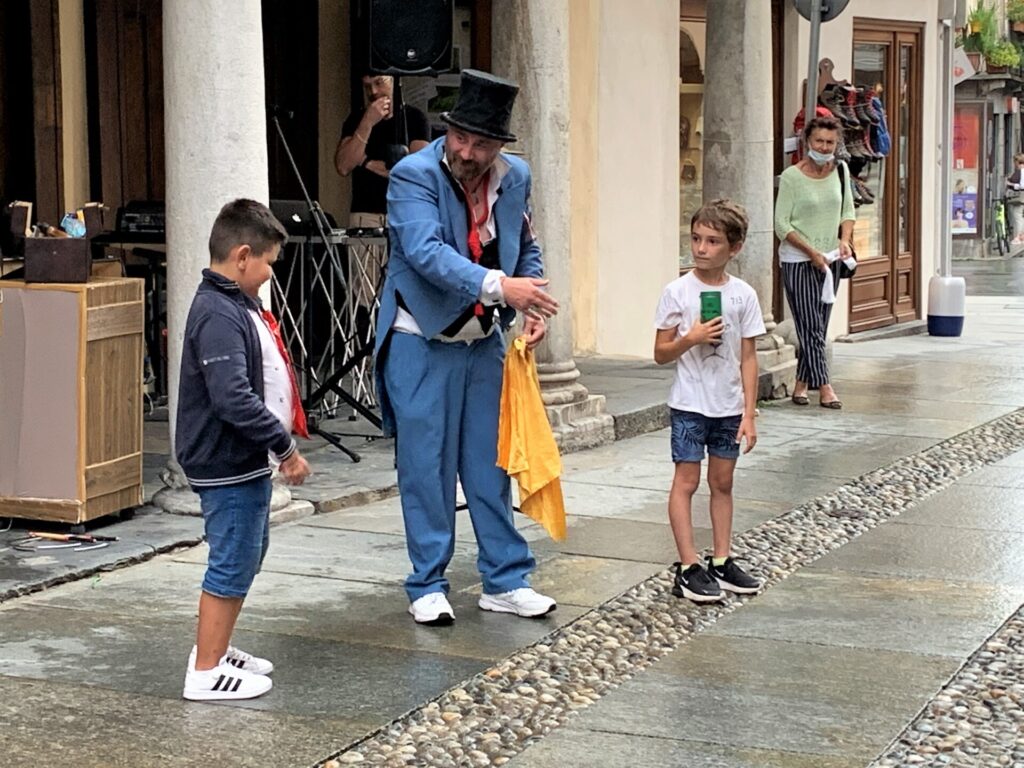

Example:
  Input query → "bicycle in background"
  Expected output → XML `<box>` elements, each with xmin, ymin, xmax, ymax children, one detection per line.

<box><xmin>990</xmin><ymin>197</ymin><xmax>1011</xmax><ymax>256</ymax></box>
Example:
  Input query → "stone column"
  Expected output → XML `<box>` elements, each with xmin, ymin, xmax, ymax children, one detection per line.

<box><xmin>154</xmin><ymin>0</ymin><xmax>299</xmax><ymax>515</ymax></box>
<box><xmin>703</xmin><ymin>0</ymin><xmax>796</xmax><ymax>398</ymax></box>
<box><xmin>491</xmin><ymin>0</ymin><xmax>614</xmax><ymax>450</ymax></box>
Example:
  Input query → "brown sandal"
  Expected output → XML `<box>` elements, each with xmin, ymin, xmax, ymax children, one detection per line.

<box><xmin>791</xmin><ymin>394</ymin><xmax>809</xmax><ymax>405</ymax></box>
<box><xmin>820</xmin><ymin>399</ymin><xmax>843</xmax><ymax>409</ymax></box>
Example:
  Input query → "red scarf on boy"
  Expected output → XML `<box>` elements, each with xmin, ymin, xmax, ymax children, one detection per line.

<box><xmin>259</xmin><ymin>309</ymin><xmax>309</xmax><ymax>439</ymax></box>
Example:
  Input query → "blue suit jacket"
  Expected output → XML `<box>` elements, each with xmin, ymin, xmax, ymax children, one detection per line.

<box><xmin>375</xmin><ymin>137</ymin><xmax>543</xmax><ymax>350</ymax></box>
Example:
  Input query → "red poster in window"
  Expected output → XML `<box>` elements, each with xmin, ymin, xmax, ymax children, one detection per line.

<box><xmin>953</xmin><ymin>107</ymin><xmax>979</xmax><ymax>170</ymax></box>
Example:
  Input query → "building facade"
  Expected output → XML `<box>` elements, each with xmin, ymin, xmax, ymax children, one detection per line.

<box><xmin>951</xmin><ymin>0</ymin><xmax>1024</xmax><ymax>259</ymax></box>
<box><xmin>1</xmin><ymin>0</ymin><xmax>955</xmax><ymax>451</ymax></box>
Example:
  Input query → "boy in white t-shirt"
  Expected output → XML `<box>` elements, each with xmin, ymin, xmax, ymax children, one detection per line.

<box><xmin>653</xmin><ymin>199</ymin><xmax>766</xmax><ymax>603</ymax></box>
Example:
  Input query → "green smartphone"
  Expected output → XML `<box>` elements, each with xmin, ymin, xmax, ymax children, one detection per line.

<box><xmin>699</xmin><ymin>290</ymin><xmax>722</xmax><ymax>323</ymax></box>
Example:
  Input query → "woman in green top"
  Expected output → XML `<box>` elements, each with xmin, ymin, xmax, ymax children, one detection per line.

<box><xmin>774</xmin><ymin>116</ymin><xmax>855</xmax><ymax>409</ymax></box>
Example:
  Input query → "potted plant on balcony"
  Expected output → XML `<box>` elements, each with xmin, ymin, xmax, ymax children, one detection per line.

<box><xmin>964</xmin><ymin>1</ymin><xmax>998</xmax><ymax>71</ymax></box>
<box><xmin>985</xmin><ymin>38</ymin><xmax>1021</xmax><ymax>73</ymax></box>
<box><xmin>1009</xmin><ymin>0</ymin><xmax>1024</xmax><ymax>33</ymax></box>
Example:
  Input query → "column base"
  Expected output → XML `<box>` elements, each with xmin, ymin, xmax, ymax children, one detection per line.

<box><xmin>152</xmin><ymin>463</ymin><xmax>312</xmax><ymax>524</ymax></box>
<box><xmin>152</xmin><ymin>485</ymin><xmax>202</xmax><ymax>516</ymax></box>
<box><xmin>538</xmin><ymin>359</ymin><xmax>616</xmax><ymax>453</ymax></box>
<box><xmin>546</xmin><ymin>394</ymin><xmax>615</xmax><ymax>453</ymax></box>
<box><xmin>755</xmin><ymin>334</ymin><xmax>798</xmax><ymax>400</ymax></box>
<box><xmin>537</xmin><ymin>359</ymin><xmax>616</xmax><ymax>452</ymax></box>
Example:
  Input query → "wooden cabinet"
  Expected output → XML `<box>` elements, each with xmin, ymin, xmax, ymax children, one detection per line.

<box><xmin>0</xmin><ymin>277</ymin><xmax>144</xmax><ymax>523</ymax></box>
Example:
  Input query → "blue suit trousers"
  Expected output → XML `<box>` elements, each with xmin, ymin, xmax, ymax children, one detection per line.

<box><xmin>382</xmin><ymin>330</ymin><xmax>536</xmax><ymax>601</ymax></box>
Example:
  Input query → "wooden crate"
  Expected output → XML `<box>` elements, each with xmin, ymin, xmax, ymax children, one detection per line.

<box><xmin>0</xmin><ymin>277</ymin><xmax>145</xmax><ymax>523</ymax></box>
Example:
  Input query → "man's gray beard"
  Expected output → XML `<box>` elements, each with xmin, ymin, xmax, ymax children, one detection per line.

<box><xmin>447</xmin><ymin>154</ymin><xmax>489</xmax><ymax>185</ymax></box>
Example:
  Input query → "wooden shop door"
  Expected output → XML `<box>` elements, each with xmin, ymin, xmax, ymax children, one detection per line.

<box><xmin>848</xmin><ymin>23</ymin><xmax>923</xmax><ymax>332</ymax></box>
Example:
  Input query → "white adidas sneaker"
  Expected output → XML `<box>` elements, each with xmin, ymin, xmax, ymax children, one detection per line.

<box><xmin>478</xmin><ymin>588</ymin><xmax>556</xmax><ymax>618</ymax></box>
<box><xmin>189</xmin><ymin>645</ymin><xmax>274</xmax><ymax>676</ymax></box>
<box><xmin>183</xmin><ymin>660</ymin><xmax>272</xmax><ymax>701</ymax></box>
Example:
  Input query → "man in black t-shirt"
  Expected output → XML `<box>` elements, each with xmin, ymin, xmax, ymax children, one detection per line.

<box><xmin>334</xmin><ymin>74</ymin><xmax>431</xmax><ymax>221</ymax></box>
<box><xmin>334</xmin><ymin>74</ymin><xmax>430</xmax><ymax>396</ymax></box>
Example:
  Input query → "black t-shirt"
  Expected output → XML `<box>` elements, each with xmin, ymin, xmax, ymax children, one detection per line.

<box><xmin>341</xmin><ymin>105</ymin><xmax>431</xmax><ymax>214</ymax></box>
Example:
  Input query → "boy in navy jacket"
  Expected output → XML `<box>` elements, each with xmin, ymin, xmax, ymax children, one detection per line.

<box><xmin>176</xmin><ymin>199</ymin><xmax>310</xmax><ymax>701</ymax></box>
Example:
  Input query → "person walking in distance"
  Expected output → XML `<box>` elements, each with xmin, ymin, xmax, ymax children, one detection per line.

<box><xmin>1005</xmin><ymin>153</ymin><xmax>1024</xmax><ymax>244</ymax></box>
<box><xmin>774</xmin><ymin>115</ymin><xmax>856</xmax><ymax>409</ymax></box>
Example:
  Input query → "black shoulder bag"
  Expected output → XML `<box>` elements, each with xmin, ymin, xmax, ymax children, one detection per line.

<box><xmin>836</xmin><ymin>163</ymin><xmax>857</xmax><ymax>279</ymax></box>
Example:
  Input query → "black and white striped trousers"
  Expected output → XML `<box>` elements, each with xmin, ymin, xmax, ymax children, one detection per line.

<box><xmin>781</xmin><ymin>261</ymin><xmax>840</xmax><ymax>388</ymax></box>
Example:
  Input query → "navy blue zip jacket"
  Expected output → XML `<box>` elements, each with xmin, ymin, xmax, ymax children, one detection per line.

<box><xmin>175</xmin><ymin>269</ymin><xmax>296</xmax><ymax>489</ymax></box>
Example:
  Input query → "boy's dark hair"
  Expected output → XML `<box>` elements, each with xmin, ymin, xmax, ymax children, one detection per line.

<box><xmin>691</xmin><ymin>199</ymin><xmax>749</xmax><ymax>246</ymax></box>
<box><xmin>208</xmin><ymin>199</ymin><xmax>288</xmax><ymax>263</ymax></box>
<box><xmin>802</xmin><ymin>115</ymin><xmax>842</xmax><ymax>141</ymax></box>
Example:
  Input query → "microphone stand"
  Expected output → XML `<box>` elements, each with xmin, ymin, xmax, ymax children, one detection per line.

<box><xmin>271</xmin><ymin>113</ymin><xmax>342</xmax><ymax>278</ymax></box>
<box><xmin>271</xmin><ymin>110</ymin><xmax>367</xmax><ymax>463</ymax></box>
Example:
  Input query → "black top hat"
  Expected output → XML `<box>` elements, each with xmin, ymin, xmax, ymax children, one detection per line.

<box><xmin>441</xmin><ymin>69</ymin><xmax>518</xmax><ymax>143</ymax></box>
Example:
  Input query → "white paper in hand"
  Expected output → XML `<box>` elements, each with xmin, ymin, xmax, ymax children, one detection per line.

<box><xmin>820</xmin><ymin>249</ymin><xmax>857</xmax><ymax>304</ymax></box>
<box><xmin>821</xmin><ymin>249</ymin><xmax>839</xmax><ymax>304</ymax></box>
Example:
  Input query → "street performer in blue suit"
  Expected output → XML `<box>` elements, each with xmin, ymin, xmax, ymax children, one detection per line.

<box><xmin>375</xmin><ymin>69</ymin><xmax>561</xmax><ymax>625</ymax></box>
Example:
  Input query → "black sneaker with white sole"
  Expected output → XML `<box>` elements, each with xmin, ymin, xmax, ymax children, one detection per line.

<box><xmin>671</xmin><ymin>562</ymin><xmax>724</xmax><ymax>603</ymax></box>
<box><xmin>706</xmin><ymin>556</ymin><xmax>762</xmax><ymax>594</ymax></box>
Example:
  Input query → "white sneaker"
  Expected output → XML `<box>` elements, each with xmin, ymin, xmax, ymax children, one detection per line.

<box><xmin>188</xmin><ymin>644</ymin><xmax>274</xmax><ymax>675</ymax></box>
<box><xmin>183</xmin><ymin>660</ymin><xmax>273</xmax><ymax>701</ymax></box>
<box><xmin>408</xmin><ymin>592</ymin><xmax>455</xmax><ymax>625</ymax></box>
<box><xmin>478</xmin><ymin>588</ymin><xmax>556</xmax><ymax>618</ymax></box>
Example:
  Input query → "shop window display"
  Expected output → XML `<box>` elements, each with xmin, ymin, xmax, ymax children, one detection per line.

<box><xmin>791</xmin><ymin>54</ymin><xmax>890</xmax><ymax>260</ymax></box>
<box><xmin>851</xmin><ymin>43</ymin><xmax>891</xmax><ymax>256</ymax></box>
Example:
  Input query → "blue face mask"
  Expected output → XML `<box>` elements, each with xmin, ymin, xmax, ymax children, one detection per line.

<box><xmin>807</xmin><ymin>148</ymin><xmax>835</xmax><ymax>165</ymax></box>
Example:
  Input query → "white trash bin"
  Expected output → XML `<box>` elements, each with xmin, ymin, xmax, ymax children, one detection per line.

<box><xmin>927</xmin><ymin>275</ymin><xmax>966</xmax><ymax>337</ymax></box>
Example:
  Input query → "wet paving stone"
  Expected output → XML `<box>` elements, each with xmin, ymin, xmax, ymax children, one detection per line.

<box><xmin>870</xmin><ymin>607</ymin><xmax>1024</xmax><ymax>768</ymax></box>
<box><xmin>314</xmin><ymin>408</ymin><xmax>1024</xmax><ymax>767</ymax></box>
<box><xmin>0</xmin><ymin>675</ymin><xmax>374</xmax><ymax>768</ymax></box>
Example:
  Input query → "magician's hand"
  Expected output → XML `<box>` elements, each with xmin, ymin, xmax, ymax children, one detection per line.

<box><xmin>501</xmin><ymin>276</ymin><xmax>560</xmax><ymax>319</ymax></box>
<box><xmin>521</xmin><ymin>314</ymin><xmax>546</xmax><ymax>349</ymax></box>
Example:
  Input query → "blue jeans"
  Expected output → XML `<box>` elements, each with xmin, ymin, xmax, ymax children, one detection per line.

<box><xmin>198</xmin><ymin>475</ymin><xmax>272</xmax><ymax>598</ymax></box>
<box><xmin>670</xmin><ymin>409</ymin><xmax>741</xmax><ymax>463</ymax></box>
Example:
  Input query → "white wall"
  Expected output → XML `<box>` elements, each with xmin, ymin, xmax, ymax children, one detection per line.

<box><xmin>318</xmin><ymin>0</ymin><xmax>349</xmax><ymax>222</ymax></box>
<box><xmin>593</xmin><ymin>0</ymin><xmax>679</xmax><ymax>357</ymax></box>
<box><xmin>783</xmin><ymin>0</ymin><xmax>942</xmax><ymax>336</ymax></box>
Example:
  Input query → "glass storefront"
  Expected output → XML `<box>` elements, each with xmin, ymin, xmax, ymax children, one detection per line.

<box><xmin>852</xmin><ymin>42</ymin><xmax>887</xmax><ymax>260</ymax></box>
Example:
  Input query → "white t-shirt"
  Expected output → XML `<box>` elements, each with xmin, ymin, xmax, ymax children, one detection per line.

<box><xmin>248</xmin><ymin>309</ymin><xmax>294</xmax><ymax>434</ymax></box>
<box><xmin>654</xmin><ymin>272</ymin><xmax>766</xmax><ymax>417</ymax></box>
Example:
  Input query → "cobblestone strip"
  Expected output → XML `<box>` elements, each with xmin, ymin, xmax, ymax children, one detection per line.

<box><xmin>870</xmin><ymin>609</ymin><xmax>1024</xmax><ymax>768</ymax></box>
<box><xmin>319</xmin><ymin>411</ymin><xmax>1024</xmax><ymax>768</ymax></box>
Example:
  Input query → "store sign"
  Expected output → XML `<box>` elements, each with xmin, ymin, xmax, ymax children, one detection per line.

<box><xmin>952</xmin><ymin>47</ymin><xmax>975</xmax><ymax>86</ymax></box>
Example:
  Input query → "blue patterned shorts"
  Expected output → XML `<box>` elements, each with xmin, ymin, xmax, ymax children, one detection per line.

<box><xmin>670</xmin><ymin>409</ymin><xmax>741</xmax><ymax>463</ymax></box>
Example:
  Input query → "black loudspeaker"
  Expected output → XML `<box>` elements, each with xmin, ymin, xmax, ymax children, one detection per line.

<box><xmin>368</xmin><ymin>0</ymin><xmax>453</xmax><ymax>75</ymax></box>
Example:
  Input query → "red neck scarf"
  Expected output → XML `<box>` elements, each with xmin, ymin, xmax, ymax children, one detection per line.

<box><xmin>259</xmin><ymin>309</ymin><xmax>309</xmax><ymax>439</ymax></box>
<box><xmin>463</xmin><ymin>169</ymin><xmax>491</xmax><ymax>317</ymax></box>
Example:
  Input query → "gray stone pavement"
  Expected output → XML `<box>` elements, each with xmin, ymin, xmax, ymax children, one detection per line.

<box><xmin>1</xmin><ymin>294</ymin><xmax>1023</xmax><ymax>767</ymax></box>
<box><xmin>954</xmin><ymin>254</ymin><xmax>1024</xmax><ymax>297</ymax></box>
